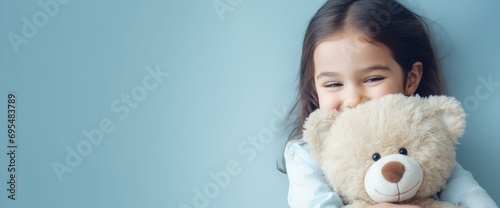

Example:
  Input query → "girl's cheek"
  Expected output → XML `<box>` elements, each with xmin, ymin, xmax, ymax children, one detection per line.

<box><xmin>318</xmin><ymin>95</ymin><xmax>341</xmax><ymax>111</ymax></box>
<box><xmin>370</xmin><ymin>84</ymin><xmax>404</xmax><ymax>99</ymax></box>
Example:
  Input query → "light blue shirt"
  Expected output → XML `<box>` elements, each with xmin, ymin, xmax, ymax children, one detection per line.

<box><xmin>285</xmin><ymin>140</ymin><xmax>498</xmax><ymax>208</ymax></box>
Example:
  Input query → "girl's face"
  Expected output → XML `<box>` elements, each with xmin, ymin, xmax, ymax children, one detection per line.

<box><xmin>313</xmin><ymin>33</ymin><xmax>422</xmax><ymax>111</ymax></box>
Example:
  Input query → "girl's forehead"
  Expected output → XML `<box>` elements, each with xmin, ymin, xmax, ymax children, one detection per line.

<box><xmin>315</xmin><ymin>31</ymin><xmax>390</xmax><ymax>57</ymax></box>
<box><xmin>313</xmin><ymin>35</ymin><xmax>396</xmax><ymax>73</ymax></box>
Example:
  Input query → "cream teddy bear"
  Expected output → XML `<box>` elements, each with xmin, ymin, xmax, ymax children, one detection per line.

<box><xmin>304</xmin><ymin>94</ymin><xmax>465</xmax><ymax>207</ymax></box>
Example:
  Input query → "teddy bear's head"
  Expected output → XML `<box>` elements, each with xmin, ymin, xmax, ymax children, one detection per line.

<box><xmin>303</xmin><ymin>94</ymin><xmax>465</xmax><ymax>204</ymax></box>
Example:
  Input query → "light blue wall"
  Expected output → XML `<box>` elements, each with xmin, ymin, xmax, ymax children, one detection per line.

<box><xmin>0</xmin><ymin>0</ymin><xmax>498</xmax><ymax>207</ymax></box>
<box><xmin>412</xmin><ymin>0</ymin><xmax>500</xmax><ymax>205</ymax></box>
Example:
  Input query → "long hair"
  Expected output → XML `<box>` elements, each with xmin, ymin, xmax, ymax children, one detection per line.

<box><xmin>279</xmin><ymin>0</ymin><xmax>447</xmax><ymax>173</ymax></box>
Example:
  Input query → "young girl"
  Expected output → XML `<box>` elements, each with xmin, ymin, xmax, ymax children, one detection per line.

<box><xmin>282</xmin><ymin>0</ymin><xmax>498</xmax><ymax>207</ymax></box>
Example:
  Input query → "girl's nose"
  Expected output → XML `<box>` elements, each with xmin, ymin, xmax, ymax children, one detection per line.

<box><xmin>343</xmin><ymin>87</ymin><xmax>366</xmax><ymax>109</ymax></box>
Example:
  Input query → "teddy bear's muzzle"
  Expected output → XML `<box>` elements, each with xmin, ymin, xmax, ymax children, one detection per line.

<box><xmin>364</xmin><ymin>154</ymin><xmax>423</xmax><ymax>203</ymax></box>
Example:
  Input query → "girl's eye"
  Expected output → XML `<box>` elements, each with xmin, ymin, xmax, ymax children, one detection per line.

<box><xmin>325</xmin><ymin>82</ymin><xmax>343</xmax><ymax>88</ymax></box>
<box><xmin>365</xmin><ymin>77</ymin><xmax>384</xmax><ymax>83</ymax></box>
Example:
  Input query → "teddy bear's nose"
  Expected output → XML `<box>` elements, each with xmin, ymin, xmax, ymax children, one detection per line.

<box><xmin>381</xmin><ymin>161</ymin><xmax>405</xmax><ymax>183</ymax></box>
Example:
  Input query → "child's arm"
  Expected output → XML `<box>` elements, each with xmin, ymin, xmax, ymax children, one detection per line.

<box><xmin>285</xmin><ymin>140</ymin><xmax>344</xmax><ymax>208</ymax></box>
<box><xmin>439</xmin><ymin>162</ymin><xmax>498</xmax><ymax>208</ymax></box>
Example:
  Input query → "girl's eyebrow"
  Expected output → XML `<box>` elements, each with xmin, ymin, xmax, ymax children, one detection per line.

<box><xmin>358</xmin><ymin>64</ymin><xmax>391</xmax><ymax>73</ymax></box>
<box><xmin>316</xmin><ymin>65</ymin><xmax>391</xmax><ymax>80</ymax></box>
<box><xmin>316</xmin><ymin>71</ymin><xmax>339</xmax><ymax>80</ymax></box>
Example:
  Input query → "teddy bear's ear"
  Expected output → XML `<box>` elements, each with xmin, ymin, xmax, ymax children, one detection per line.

<box><xmin>303</xmin><ymin>109</ymin><xmax>340</xmax><ymax>162</ymax></box>
<box><xmin>426</xmin><ymin>96</ymin><xmax>466</xmax><ymax>141</ymax></box>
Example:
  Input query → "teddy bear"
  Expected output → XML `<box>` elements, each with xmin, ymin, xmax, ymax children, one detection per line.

<box><xmin>303</xmin><ymin>94</ymin><xmax>465</xmax><ymax>208</ymax></box>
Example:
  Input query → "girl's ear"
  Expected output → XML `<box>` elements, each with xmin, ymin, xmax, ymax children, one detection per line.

<box><xmin>405</xmin><ymin>61</ymin><xmax>423</xmax><ymax>95</ymax></box>
<box><xmin>303</xmin><ymin>109</ymin><xmax>339</xmax><ymax>162</ymax></box>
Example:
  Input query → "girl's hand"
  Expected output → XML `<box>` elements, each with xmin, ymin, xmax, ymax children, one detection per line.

<box><xmin>367</xmin><ymin>203</ymin><xmax>423</xmax><ymax>208</ymax></box>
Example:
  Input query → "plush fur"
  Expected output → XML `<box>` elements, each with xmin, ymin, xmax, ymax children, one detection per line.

<box><xmin>303</xmin><ymin>94</ymin><xmax>465</xmax><ymax>208</ymax></box>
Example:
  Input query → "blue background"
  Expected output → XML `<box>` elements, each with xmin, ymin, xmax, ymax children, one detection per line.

<box><xmin>0</xmin><ymin>0</ymin><xmax>498</xmax><ymax>207</ymax></box>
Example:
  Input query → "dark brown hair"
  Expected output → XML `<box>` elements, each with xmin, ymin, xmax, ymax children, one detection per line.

<box><xmin>279</xmin><ymin>0</ymin><xmax>447</xmax><ymax>173</ymax></box>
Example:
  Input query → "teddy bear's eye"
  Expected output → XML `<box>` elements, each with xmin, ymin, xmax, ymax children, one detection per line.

<box><xmin>372</xmin><ymin>153</ymin><xmax>381</xmax><ymax>161</ymax></box>
<box><xmin>399</xmin><ymin>148</ymin><xmax>408</xmax><ymax>155</ymax></box>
